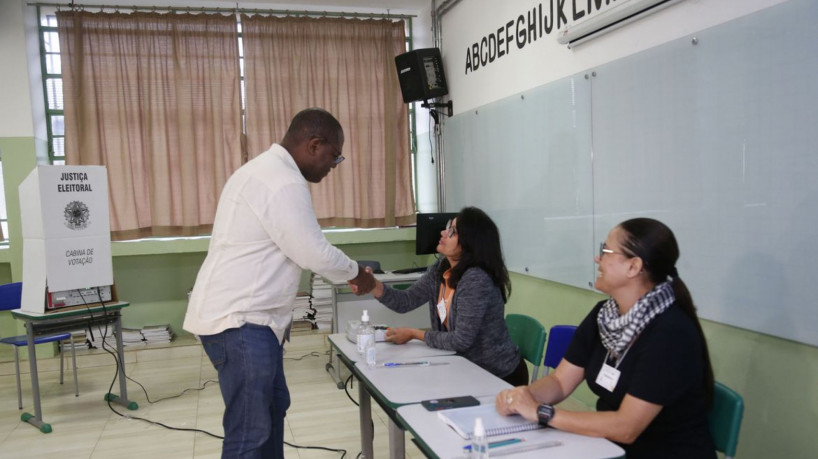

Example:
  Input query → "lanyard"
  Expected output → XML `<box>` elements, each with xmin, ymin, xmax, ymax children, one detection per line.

<box><xmin>604</xmin><ymin>336</ymin><xmax>637</xmax><ymax>369</ymax></box>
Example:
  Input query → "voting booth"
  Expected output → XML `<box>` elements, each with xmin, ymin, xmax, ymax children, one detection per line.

<box><xmin>19</xmin><ymin>165</ymin><xmax>115</xmax><ymax>314</ymax></box>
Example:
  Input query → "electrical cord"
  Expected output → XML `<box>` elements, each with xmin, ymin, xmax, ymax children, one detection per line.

<box><xmin>128</xmin><ymin>377</ymin><xmax>219</xmax><ymax>404</ymax></box>
<box><xmin>284</xmin><ymin>442</ymin><xmax>347</xmax><ymax>457</ymax></box>
<box><xmin>77</xmin><ymin>298</ymin><xmax>352</xmax><ymax>454</ymax></box>
<box><xmin>344</xmin><ymin>374</ymin><xmax>358</xmax><ymax>406</ymax></box>
<box><xmin>428</xmin><ymin>109</ymin><xmax>435</xmax><ymax>164</ymax></box>
<box><xmin>283</xmin><ymin>351</ymin><xmax>324</xmax><ymax>361</ymax></box>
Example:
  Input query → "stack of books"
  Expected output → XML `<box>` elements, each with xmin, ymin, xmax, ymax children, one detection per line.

<box><xmin>311</xmin><ymin>274</ymin><xmax>333</xmax><ymax>330</ymax></box>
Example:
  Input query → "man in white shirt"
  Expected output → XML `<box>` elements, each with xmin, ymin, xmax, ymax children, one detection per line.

<box><xmin>184</xmin><ymin>108</ymin><xmax>376</xmax><ymax>458</ymax></box>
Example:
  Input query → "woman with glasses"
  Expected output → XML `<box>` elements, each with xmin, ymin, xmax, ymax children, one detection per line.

<box><xmin>495</xmin><ymin>218</ymin><xmax>715</xmax><ymax>458</ymax></box>
<box><xmin>365</xmin><ymin>206</ymin><xmax>528</xmax><ymax>386</ymax></box>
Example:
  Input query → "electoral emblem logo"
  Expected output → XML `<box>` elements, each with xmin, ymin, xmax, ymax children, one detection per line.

<box><xmin>64</xmin><ymin>200</ymin><xmax>90</xmax><ymax>230</ymax></box>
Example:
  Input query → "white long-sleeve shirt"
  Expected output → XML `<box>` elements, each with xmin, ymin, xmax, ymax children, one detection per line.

<box><xmin>183</xmin><ymin>143</ymin><xmax>358</xmax><ymax>343</ymax></box>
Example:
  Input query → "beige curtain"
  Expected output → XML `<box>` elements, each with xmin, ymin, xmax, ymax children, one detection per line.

<box><xmin>58</xmin><ymin>11</ymin><xmax>243</xmax><ymax>240</ymax></box>
<box><xmin>241</xmin><ymin>15</ymin><xmax>416</xmax><ymax>228</ymax></box>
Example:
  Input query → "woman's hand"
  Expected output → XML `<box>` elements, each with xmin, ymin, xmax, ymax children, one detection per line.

<box><xmin>384</xmin><ymin>327</ymin><xmax>419</xmax><ymax>344</ymax></box>
<box><xmin>495</xmin><ymin>386</ymin><xmax>540</xmax><ymax>422</ymax></box>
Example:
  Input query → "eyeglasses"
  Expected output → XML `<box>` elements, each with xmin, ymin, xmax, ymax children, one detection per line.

<box><xmin>327</xmin><ymin>143</ymin><xmax>345</xmax><ymax>165</ymax></box>
<box><xmin>316</xmin><ymin>137</ymin><xmax>345</xmax><ymax>165</ymax></box>
<box><xmin>445</xmin><ymin>219</ymin><xmax>457</xmax><ymax>238</ymax></box>
<box><xmin>599</xmin><ymin>242</ymin><xmax>617</xmax><ymax>259</ymax></box>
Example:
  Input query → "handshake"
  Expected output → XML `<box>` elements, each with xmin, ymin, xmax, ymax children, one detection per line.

<box><xmin>348</xmin><ymin>265</ymin><xmax>383</xmax><ymax>297</ymax></box>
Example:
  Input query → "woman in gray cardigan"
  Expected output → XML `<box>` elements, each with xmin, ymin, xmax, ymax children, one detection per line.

<box><xmin>368</xmin><ymin>207</ymin><xmax>528</xmax><ymax>386</ymax></box>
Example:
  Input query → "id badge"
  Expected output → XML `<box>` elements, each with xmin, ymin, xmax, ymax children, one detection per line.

<box><xmin>596</xmin><ymin>363</ymin><xmax>620</xmax><ymax>392</ymax></box>
<box><xmin>436</xmin><ymin>298</ymin><xmax>447</xmax><ymax>324</ymax></box>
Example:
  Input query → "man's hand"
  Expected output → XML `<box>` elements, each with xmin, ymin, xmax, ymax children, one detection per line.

<box><xmin>348</xmin><ymin>264</ymin><xmax>376</xmax><ymax>295</ymax></box>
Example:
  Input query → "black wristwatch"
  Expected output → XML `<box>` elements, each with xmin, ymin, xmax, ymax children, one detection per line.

<box><xmin>536</xmin><ymin>403</ymin><xmax>555</xmax><ymax>426</ymax></box>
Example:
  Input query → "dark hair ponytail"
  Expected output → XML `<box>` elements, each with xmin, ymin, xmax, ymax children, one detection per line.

<box><xmin>619</xmin><ymin>218</ymin><xmax>715</xmax><ymax>406</ymax></box>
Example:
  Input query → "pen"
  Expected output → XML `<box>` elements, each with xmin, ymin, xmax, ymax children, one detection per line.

<box><xmin>382</xmin><ymin>361</ymin><xmax>430</xmax><ymax>367</ymax></box>
<box><xmin>462</xmin><ymin>438</ymin><xmax>524</xmax><ymax>451</ymax></box>
<box><xmin>489</xmin><ymin>440</ymin><xmax>562</xmax><ymax>457</ymax></box>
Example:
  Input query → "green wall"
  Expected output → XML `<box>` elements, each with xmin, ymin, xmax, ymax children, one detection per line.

<box><xmin>506</xmin><ymin>271</ymin><xmax>818</xmax><ymax>459</ymax></box>
<box><xmin>112</xmin><ymin>239</ymin><xmax>433</xmax><ymax>336</ymax></box>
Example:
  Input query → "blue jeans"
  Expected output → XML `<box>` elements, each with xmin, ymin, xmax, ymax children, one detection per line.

<box><xmin>200</xmin><ymin>324</ymin><xmax>290</xmax><ymax>459</ymax></box>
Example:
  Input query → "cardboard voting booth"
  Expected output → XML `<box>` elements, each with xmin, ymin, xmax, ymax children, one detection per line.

<box><xmin>19</xmin><ymin>165</ymin><xmax>114</xmax><ymax>314</ymax></box>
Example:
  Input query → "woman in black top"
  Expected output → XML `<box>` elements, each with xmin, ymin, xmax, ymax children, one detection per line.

<box><xmin>496</xmin><ymin>218</ymin><xmax>716</xmax><ymax>458</ymax></box>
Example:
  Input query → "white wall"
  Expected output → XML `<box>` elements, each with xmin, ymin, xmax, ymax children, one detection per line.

<box><xmin>439</xmin><ymin>0</ymin><xmax>788</xmax><ymax>114</ymax></box>
<box><xmin>0</xmin><ymin>0</ymin><xmax>39</xmax><ymax>139</ymax></box>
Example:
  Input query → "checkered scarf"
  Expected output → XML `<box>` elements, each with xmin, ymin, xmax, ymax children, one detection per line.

<box><xmin>597</xmin><ymin>281</ymin><xmax>675</xmax><ymax>358</ymax></box>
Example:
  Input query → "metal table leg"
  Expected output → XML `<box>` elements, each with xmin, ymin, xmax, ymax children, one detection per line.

<box><xmin>69</xmin><ymin>334</ymin><xmax>79</xmax><ymax>396</ymax></box>
<box><xmin>358</xmin><ymin>379</ymin><xmax>374</xmax><ymax>459</ymax></box>
<box><xmin>20</xmin><ymin>321</ymin><xmax>52</xmax><ymax>433</ymax></box>
<box><xmin>104</xmin><ymin>312</ymin><xmax>138</xmax><ymax>410</ymax></box>
<box><xmin>325</xmin><ymin>344</ymin><xmax>346</xmax><ymax>389</ymax></box>
<box><xmin>388</xmin><ymin>418</ymin><xmax>406</xmax><ymax>459</ymax></box>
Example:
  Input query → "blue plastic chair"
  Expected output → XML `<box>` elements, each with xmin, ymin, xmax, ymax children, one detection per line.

<box><xmin>543</xmin><ymin>325</ymin><xmax>577</xmax><ymax>375</ymax></box>
<box><xmin>0</xmin><ymin>282</ymin><xmax>79</xmax><ymax>409</ymax></box>
<box><xmin>709</xmin><ymin>381</ymin><xmax>744</xmax><ymax>459</ymax></box>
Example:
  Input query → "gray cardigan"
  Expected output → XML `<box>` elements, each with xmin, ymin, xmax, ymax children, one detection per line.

<box><xmin>378</xmin><ymin>259</ymin><xmax>521</xmax><ymax>378</ymax></box>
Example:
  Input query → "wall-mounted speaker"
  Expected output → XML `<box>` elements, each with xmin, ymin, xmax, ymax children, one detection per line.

<box><xmin>394</xmin><ymin>48</ymin><xmax>449</xmax><ymax>104</ymax></box>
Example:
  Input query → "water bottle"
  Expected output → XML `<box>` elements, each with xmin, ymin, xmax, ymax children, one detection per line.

<box><xmin>471</xmin><ymin>417</ymin><xmax>489</xmax><ymax>458</ymax></box>
<box><xmin>356</xmin><ymin>310</ymin><xmax>375</xmax><ymax>355</ymax></box>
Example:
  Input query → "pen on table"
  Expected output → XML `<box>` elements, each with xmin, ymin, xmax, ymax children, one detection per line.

<box><xmin>382</xmin><ymin>361</ymin><xmax>430</xmax><ymax>367</ymax></box>
<box><xmin>462</xmin><ymin>438</ymin><xmax>524</xmax><ymax>451</ymax></box>
<box><xmin>489</xmin><ymin>440</ymin><xmax>562</xmax><ymax>457</ymax></box>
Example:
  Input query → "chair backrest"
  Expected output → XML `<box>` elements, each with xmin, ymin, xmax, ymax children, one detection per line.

<box><xmin>0</xmin><ymin>282</ymin><xmax>23</xmax><ymax>312</ymax></box>
<box><xmin>709</xmin><ymin>381</ymin><xmax>744</xmax><ymax>459</ymax></box>
<box><xmin>505</xmin><ymin>314</ymin><xmax>547</xmax><ymax>382</ymax></box>
<box><xmin>543</xmin><ymin>325</ymin><xmax>578</xmax><ymax>372</ymax></box>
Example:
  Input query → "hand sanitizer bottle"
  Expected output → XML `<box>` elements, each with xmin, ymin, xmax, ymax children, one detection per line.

<box><xmin>356</xmin><ymin>310</ymin><xmax>375</xmax><ymax>355</ymax></box>
<box><xmin>365</xmin><ymin>331</ymin><xmax>377</xmax><ymax>368</ymax></box>
<box><xmin>471</xmin><ymin>417</ymin><xmax>489</xmax><ymax>458</ymax></box>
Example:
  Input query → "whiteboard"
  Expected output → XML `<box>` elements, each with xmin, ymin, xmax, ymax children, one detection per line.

<box><xmin>443</xmin><ymin>0</ymin><xmax>818</xmax><ymax>347</ymax></box>
<box><xmin>445</xmin><ymin>77</ymin><xmax>595</xmax><ymax>287</ymax></box>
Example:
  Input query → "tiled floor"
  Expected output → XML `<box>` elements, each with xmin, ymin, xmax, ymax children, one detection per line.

<box><xmin>0</xmin><ymin>332</ymin><xmax>423</xmax><ymax>458</ymax></box>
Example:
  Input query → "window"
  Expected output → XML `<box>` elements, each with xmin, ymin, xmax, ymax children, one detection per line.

<box><xmin>38</xmin><ymin>10</ymin><xmax>65</xmax><ymax>165</ymax></box>
<box><xmin>36</xmin><ymin>6</ymin><xmax>418</xmax><ymax>218</ymax></box>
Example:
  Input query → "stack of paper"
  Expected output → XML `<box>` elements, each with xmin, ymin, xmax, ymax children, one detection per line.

<box><xmin>61</xmin><ymin>329</ymin><xmax>92</xmax><ymax>352</ymax></box>
<box><xmin>311</xmin><ymin>274</ymin><xmax>333</xmax><ymax>330</ymax></box>
<box><xmin>86</xmin><ymin>327</ymin><xmax>118</xmax><ymax>349</ymax></box>
<box><xmin>291</xmin><ymin>291</ymin><xmax>315</xmax><ymax>330</ymax></box>
<box><xmin>141</xmin><ymin>324</ymin><xmax>174</xmax><ymax>344</ymax></box>
<box><xmin>120</xmin><ymin>328</ymin><xmax>148</xmax><ymax>346</ymax></box>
